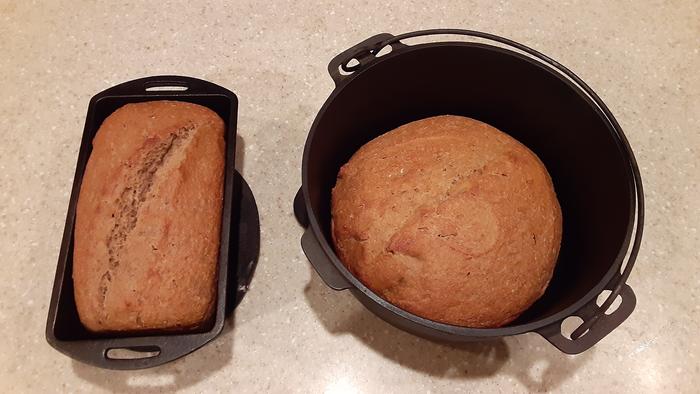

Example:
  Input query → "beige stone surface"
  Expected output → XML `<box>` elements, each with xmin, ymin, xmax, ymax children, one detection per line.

<box><xmin>1</xmin><ymin>0</ymin><xmax>698</xmax><ymax>392</ymax></box>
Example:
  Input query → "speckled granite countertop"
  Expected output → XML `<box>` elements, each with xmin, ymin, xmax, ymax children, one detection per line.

<box><xmin>1</xmin><ymin>0</ymin><xmax>698</xmax><ymax>392</ymax></box>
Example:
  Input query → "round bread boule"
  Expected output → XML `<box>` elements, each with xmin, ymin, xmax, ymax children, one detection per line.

<box><xmin>331</xmin><ymin>115</ymin><xmax>562</xmax><ymax>328</ymax></box>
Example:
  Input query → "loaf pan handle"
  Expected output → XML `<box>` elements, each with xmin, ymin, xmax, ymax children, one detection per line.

<box><xmin>46</xmin><ymin>332</ymin><xmax>219</xmax><ymax>370</ymax></box>
<box><xmin>537</xmin><ymin>283</ymin><xmax>636</xmax><ymax>354</ymax></box>
<box><xmin>295</xmin><ymin>188</ymin><xmax>352</xmax><ymax>290</ymax></box>
<box><xmin>94</xmin><ymin>75</ymin><xmax>232</xmax><ymax>98</ymax></box>
<box><xmin>328</xmin><ymin>33</ymin><xmax>406</xmax><ymax>87</ymax></box>
<box><xmin>100</xmin><ymin>343</ymin><xmax>171</xmax><ymax>370</ymax></box>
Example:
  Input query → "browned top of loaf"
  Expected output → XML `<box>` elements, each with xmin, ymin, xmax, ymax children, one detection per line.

<box><xmin>73</xmin><ymin>100</ymin><xmax>225</xmax><ymax>332</ymax></box>
<box><xmin>331</xmin><ymin>115</ymin><xmax>562</xmax><ymax>328</ymax></box>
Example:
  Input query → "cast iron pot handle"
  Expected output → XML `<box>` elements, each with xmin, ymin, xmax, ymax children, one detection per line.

<box><xmin>327</xmin><ymin>29</ymin><xmax>550</xmax><ymax>86</ymax></box>
<box><xmin>294</xmin><ymin>188</ymin><xmax>352</xmax><ymax>290</ymax></box>
<box><xmin>327</xmin><ymin>33</ymin><xmax>407</xmax><ymax>86</ymax></box>
<box><xmin>537</xmin><ymin>283</ymin><xmax>636</xmax><ymax>354</ymax></box>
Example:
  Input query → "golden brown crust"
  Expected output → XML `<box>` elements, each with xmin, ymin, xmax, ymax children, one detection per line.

<box><xmin>73</xmin><ymin>100</ymin><xmax>225</xmax><ymax>332</ymax></box>
<box><xmin>331</xmin><ymin>115</ymin><xmax>562</xmax><ymax>328</ymax></box>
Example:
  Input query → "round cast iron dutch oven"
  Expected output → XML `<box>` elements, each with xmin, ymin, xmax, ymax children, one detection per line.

<box><xmin>293</xmin><ymin>29</ymin><xmax>644</xmax><ymax>354</ymax></box>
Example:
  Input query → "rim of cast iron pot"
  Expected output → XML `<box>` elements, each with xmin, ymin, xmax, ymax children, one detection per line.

<box><xmin>302</xmin><ymin>41</ymin><xmax>638</xmax><ymax>337</ymax></box>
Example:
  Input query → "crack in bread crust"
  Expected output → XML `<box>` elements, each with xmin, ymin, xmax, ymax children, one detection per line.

<box><xmin>98</xmin><ymin>124</ymin><xmax>194</xmax><ymax>311</ymax></box>
<box><xmin>371</xmin><ymin>159</ymin><xmax>494</xmax><ymax>265</ymax></box>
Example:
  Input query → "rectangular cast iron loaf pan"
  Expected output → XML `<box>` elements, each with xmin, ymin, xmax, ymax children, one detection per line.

<box><xmin>46</xmin><ymin>75</ymin><xmax>238</xmax><ymax>370</ymax></box>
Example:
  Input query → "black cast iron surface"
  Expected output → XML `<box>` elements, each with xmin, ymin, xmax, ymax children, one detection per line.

<box><xmin>296</xmin><ymin>29</ymin><xmax>644</xmax><ymax>354</ymax></box>
<box><xmin>46</xmin><ymin>76</ymin><xmax>260</xmax><ymax>369</ymax></box>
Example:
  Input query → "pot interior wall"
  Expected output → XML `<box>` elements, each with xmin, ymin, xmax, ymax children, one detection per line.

<box><xmin>306</xmin><ymin>44</ymin><xmax>633</xmax><ymax>323</ymax></box>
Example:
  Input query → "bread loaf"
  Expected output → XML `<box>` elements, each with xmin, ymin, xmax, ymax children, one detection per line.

<box><xmin>73</xmin><ymin>100</ymin><xmax>225</xmax><ymax>332</ymax></box>
<box><xmin>331</xmin><ymin>115</ymin><xmax>562</xmax><ymax>328</ymax></box>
